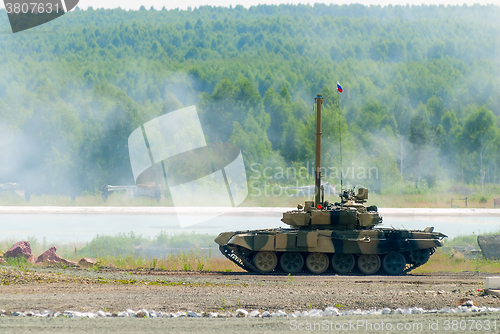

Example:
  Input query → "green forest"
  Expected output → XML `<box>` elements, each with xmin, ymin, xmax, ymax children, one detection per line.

<box><xmin>0</xmin><ymin>4</ymin><xmax>499</xmax><ymax>198</ymax></box>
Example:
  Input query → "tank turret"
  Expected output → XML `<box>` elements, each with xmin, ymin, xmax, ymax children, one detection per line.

<box><xmin>282</xmin><ymin>188</ymin><xmax>382</xmax><ymax>230</ymax></box>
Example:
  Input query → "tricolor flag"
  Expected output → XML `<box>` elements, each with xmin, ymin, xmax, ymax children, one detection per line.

<box><xmin>337</xmin><ymin>82</ymin><xmax>343</xmax><ymax>93</ymax></box>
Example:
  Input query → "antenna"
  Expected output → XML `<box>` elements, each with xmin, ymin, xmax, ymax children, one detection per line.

<box><xmin>339</xmin><ymin>113</ymin><xmax>343</xmax><ymax>207</ymax></box>
<box><xmin>338</xmin><ymin>94</ymin><xmax>343</xmax><ymax>207</ymax></box>
<box><xmin>314</xmin><ymin>95</ymin><xmax>323</xmax><ymax>208</ymax></box>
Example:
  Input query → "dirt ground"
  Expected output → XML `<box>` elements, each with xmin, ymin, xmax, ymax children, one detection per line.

<box><xmin>1</xmin><ymin>267</ymin><xmax>499</xmax><ymax>313</ymax></box>
<box><xmin>2</xmin><ymin>267</ymin><xmax>500</xmax><ymax>334</ymax></box>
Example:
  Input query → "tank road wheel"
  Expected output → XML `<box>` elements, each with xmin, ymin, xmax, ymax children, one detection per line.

<box><xmin>331</xmin><ymin>253</ymin><xmax>355</xmax><ymax>274</ymax></box>
<box><xmin>253</xmin><ymin>251</ymin><xmax>278</xmax><ymax>273</ymax></box>
<box><xmin>382</xmin><ymin>253</ymin><xmax>406</xmax><ymax>275</ymax></box>
<box><xmin>280</xmin><ymin>252</ymin><xmax>304</xmax><ymax>274</ymax></box>
<box><xmin>410</xmin><ymin>249</ymin><xmax>431</xmax><ymax>266</ymax></box>
<box><xmin>357</xmin><ymin>254</ymin><xmax>381</xmax><ymax>275</ymax></box>
<box><xmin>306</xmin><ymin>253</ymin><xmax>329</xmax><ymax>274</ymax></box>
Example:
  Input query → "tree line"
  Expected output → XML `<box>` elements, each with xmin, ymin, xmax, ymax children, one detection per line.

<box><xmin>0</xmin><ymin>4</ymin><xmax>499</xmax><ymax>196</ymax></box>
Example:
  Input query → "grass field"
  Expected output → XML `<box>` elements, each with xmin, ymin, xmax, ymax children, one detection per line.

<box><xmin>412</xmin><ymin>249</ymin><xmax>500</xmax><ymax>274</ymax></box>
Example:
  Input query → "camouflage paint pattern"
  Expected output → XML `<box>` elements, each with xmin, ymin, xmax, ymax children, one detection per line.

<box><xmin>215</xmin><ymin>228</ymin><xmax>444</xmax><ymax>255</ymax></box>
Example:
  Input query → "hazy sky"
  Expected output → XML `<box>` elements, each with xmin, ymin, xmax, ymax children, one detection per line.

<box><xmin>1</xmin><ymin>0</ymin><xmax>499</xmax><ymax>11</ymax></box>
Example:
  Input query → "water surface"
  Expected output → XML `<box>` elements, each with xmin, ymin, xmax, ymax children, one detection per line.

<box><xmin>0</xmin><ymin>212</ymin><xmax>499</xmax><ymax>243</ymax></box>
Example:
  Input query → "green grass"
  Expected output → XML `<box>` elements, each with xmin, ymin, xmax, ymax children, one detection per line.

<box><xmin>76</xmin><ymin>231</ymin><xmax>218</xmax><ymax>258</ymax></box>
<box><xmin>3</xmin><ymin>256</ymin><xmax>28</xmax><ymax>267</ymax></box>
<box><xmin>444</xmin><ymin>229</ymin><xmax>500</xmax><ymax>247</ymax></box>
<box><xmin>0</xmin><ymin>232</ymin><xmax>220</xmax><ymax>260</ymax></box>
<box><xmin>0</xmin><ymin>232</ymin><xmax>243</xmax><ymax>272</ymax></box>
<box><xmin>414</xmin><ymin>249</ymin><xmax>500</xmax><ymax>274</ymax></box>
<box><xmin>411</xmin><ymin>230</ymin><xmax>500</xmax><ymax>273</ymax></box>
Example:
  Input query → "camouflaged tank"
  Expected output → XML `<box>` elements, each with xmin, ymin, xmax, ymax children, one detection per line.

<box><xmin>215</xmin><ymin>187</ymin><xmax>446</xmax><ymax>275</ymax></box>
<box><xmin>215</xmin><ymin>94</ymin><xmax>446</xmax><ymax>275</ymax></box>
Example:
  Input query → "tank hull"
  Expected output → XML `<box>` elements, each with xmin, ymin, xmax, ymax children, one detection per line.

<box><xmin>215</xmin><ymin>228</ymin><xmax>445</xmax><ymax>275</ymax></box>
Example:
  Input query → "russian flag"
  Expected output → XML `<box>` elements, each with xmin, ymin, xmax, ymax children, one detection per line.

<box><xmin>337</xmin><ymin>82</ymin><xmax>343</xmax><ymax>93</ymax></box>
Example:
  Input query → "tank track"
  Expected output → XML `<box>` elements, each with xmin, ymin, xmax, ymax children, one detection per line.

<box><xmin>402</xmin><ymin>247</ymin><xmax>436</xmax><ymax>275</ymax></box>
<box><xmin>401</xmin><ymin>261</ymin><xmax>421</xmax><ymax>274</ymax></box>
<box><xmin>220</xmin><ymin>245</ymin><xmax>435</xmax><ymax>276</ymax></box>
<box><xmin>219</xmin><ymin>245</ymin><xmax>261</xmax><ymax>273</ymax></box>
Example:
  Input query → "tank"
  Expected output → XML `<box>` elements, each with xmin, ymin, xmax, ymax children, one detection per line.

<box><xmin>215</xmin><ymin>95</ymin><xmax>447</xmax><ymax>275</ymax></box>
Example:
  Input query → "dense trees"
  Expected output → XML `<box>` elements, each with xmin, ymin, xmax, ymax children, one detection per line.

<box><xmin>0</xmin><ymin>4</ymin><xmax>499</xmax><ymax>195</ymax></box>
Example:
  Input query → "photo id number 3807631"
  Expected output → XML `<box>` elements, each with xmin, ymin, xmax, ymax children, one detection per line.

<box><xmin>443</xmin><ymin>319</ymin><xmax>497</xmax><ymax>331</ymax></box>
<box><xmin>5</xmin><ymin>2</ymin><xmax>62</xmax><ymax>14</ymax></box>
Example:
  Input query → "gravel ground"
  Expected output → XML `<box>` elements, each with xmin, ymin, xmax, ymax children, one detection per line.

<box><xmin>2</xmin><ymin>267</ymin><xmax>500</xmax><ymax>333</ymax></box>
<box><xmin>1</xmin><ymin>266</ymin><xmax>499</xmax><ymax>313</ymax></box>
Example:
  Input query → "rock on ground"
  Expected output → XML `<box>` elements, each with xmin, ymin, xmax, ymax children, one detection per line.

<box><xmin>4</xmin><ymin>241</ymin><xmax>32</xmax><ymax>259</ymax></box>
<box><xmin>478</xmin><ymin>235</ymin><xmax>500</xmax><ymax>260</ymax></box>
<box><xmin>35</xmin><ymin>246</ymin><xmax>77</xmax><ymax>266</ymax></box>
<box><xmin>78</xmin><ymin>258</ymin><xmax>98</xmax><ymax>268</ymax></box>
